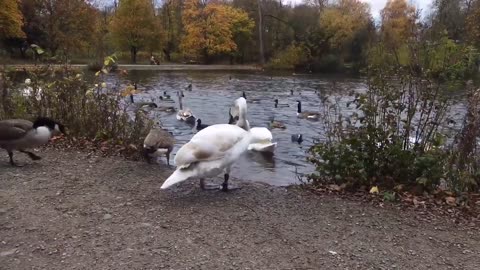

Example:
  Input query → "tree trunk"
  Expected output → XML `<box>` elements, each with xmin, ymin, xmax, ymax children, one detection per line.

<box><xmin>163</xmin><ymin>48</ymin><xmax>171</xmax><ymax>62</ymax></box>
<box><xmin>203</xmin><ymin>48</ymin><xmax>210</xmax><ymax>64</ymax></box>
<box><xmin>131</xmin><ymin>46</ymin><xmax>137</xmax><ymax>63</ymax></box>
<box><xmin>257</xmin><ymin>0</ymin><xmax>265</xmax><ymax>66</ymax></box>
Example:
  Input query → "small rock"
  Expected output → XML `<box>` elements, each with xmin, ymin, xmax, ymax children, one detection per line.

<box><xmin>103</xmin><ymin>214</ymin><xmax>112</xmax><ymax>220</ymax></box>
<box><xmin>1</xmin><ymin>248</ymin><xmax>17</xmax><ymax>257</ymax></box>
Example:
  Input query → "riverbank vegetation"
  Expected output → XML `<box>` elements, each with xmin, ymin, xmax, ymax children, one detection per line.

<box><xmin>0</xmin><ymin>0</ymin><xmax>479</xmax><ymax>73</ymax></box>
<box><xmin>308</xmin><ymin>34</ymin><xmax>480</xmax><ymax>199</ymax></box>
<box><xmin>0</xmin><ymin>58</ymin><xmax>151</xmax><ymax>157</ymax></box>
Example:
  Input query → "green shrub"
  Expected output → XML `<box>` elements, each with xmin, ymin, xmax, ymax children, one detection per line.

<box><xmin>267</xmin><ymin>43</ymin><xmax>311</xmax><ymax>70</ymax></box>
<box><xmin>311</xmin><ymin>54</ymin><xmax>342</xmax><ymax>73</ymax></box>
<box><xmin>308</xmin><ymin>36</ymin><xmax>480</xmax><ymax>193</ymax></box>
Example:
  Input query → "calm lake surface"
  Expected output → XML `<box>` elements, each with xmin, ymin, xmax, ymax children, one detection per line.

<box><xmin>105</xmin><ymin>70</ymin><xmax>369</xmax><ymax>186</ymax></box>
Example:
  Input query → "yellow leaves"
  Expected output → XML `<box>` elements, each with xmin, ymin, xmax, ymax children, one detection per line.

<box><xmin>180</xmin><ymin>0</ymin><xmax>253</xmax><ymax>59</ymax></box>
<box><xmin>120</xmin><ymin>85</ymin><xmax>141</xmax><ymax>97</ymax></box>
<box><xmin>110</xmin><ymin>0</ymin><xmax>161</xmax><ymax>50</ymax></box>
<box><xmin>380</xmin><ymin>0</ymin><xmax>417</xmax><ymax>48</ymax></box>
<box><xmin>369</xmin><ymin>186</ymin><xmax>379</xmax><ymax>194</ymax></box>
<box><xmin>319</xmin><ymin>0</ymin><xmax>371</xmax><ymax>49</ymax></box>
<box><xmin>0</xmin><ymin>0</ymin><xmax>26</xmax><ymax>39</ymax></box>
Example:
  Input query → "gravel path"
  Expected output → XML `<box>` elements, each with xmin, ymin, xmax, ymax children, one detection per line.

<box><xmin>1</xmin><ymin>149</ymin><xmax>479</xmax><ymax>269</ymax></box>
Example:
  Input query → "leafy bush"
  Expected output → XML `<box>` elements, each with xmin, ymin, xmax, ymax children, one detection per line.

<box><xmin>308</xmin><ymin>36</ymin><xmax>480</xmax><ymax>193</ymax></box>
<box><xmin>311</xmin><ymin>54</ymin><xmax>343</xmax><ymax>73</ymax></box>
<box><xmin>0</xmin><ymin>57</ymin><xmax>151</xmax><ymax>156</ymax></box>
<box><xmin>267</xmin><ymin>43</ymin><xmax>311</xmax><ymax>70</ymax></box>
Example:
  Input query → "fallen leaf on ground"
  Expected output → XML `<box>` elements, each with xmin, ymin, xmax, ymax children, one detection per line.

<box><xmin>446</xmin><ymin>197</ymin><xmax>456</xmax><ymax>206</ymax></box>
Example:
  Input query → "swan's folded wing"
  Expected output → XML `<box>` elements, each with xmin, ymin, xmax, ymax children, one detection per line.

<box><xmin>174</xmin><ymin>124</ymin><xmax>245</xmax><ymax>167</ymax></box>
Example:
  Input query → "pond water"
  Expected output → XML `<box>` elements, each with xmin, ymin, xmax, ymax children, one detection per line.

<box><xmin>104</xmin><ymin>70</ymin><xmax>368</xmax><ymax>186</ymax></box>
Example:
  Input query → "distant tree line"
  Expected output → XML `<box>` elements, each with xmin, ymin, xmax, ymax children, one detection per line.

<box><xmin>1</xmin><ymin>0</ymin><xmax>480</xmax><ymax>72</ymax></box>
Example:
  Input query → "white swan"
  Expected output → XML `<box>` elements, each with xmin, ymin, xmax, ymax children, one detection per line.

<box><xmin>232</xmin><ymin>97</ymin><xmax>250</xmax><ymax>131</ymax></box>
<box><xmin>230</xmin><ymin>97</ymin><xmax>276</xmax><ymax>153</ymax></box>
<box><xmin>160</xmin><ymin>124</ymin><xmax>272</xmax><ymax>191</ymax></box>
<box><xmin>176</xmin><ymin>90</ymin><xmax>195</xmax><ymax>124</ymax></box>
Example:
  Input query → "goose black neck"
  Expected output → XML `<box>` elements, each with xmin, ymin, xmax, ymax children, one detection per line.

<box><xmin>274</xmin><ymin>99</ymin><xmax>278</xmax><ymax>108</ymax></box>
<box><xmin>242</xmin><ymin>92</ymin><xmax>246</xmax><ymax>99</ymax></box>
<box><xmin>297</xmin><ymin>102</ymin><xmax>302</xmax><ymax>113</ymax></box>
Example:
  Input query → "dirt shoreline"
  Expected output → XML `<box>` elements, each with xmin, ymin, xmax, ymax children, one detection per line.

<box><xmin>1</xmin><ymin>148</ymin><xmax>480</xmax><ymax>269</ymax></box>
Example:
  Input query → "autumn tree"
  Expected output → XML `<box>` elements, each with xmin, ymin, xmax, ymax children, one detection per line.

<box><xmin>24</xmin><ymin>0</ymin><xmax>98</xmax><ymax>59</ymax></box>
<box><xmin>429</xmin><ymin>0</ymin><xmax>465</xmax><ymax>41</ymax></box>
<box><xmin>0</xmin><ymin>0</ymin><xmax>25</xmax><ymax>40</ymax></box>
<box><xmin>319</xmin><ymin>0</ymin><xmax>371</xmax><ymax>50</ymax></box>
<box><xmin>0</xmin><ymin>0</ymin><xmax>26</xmax><ymax>55</ymax></box>
<box><xmin>159</xmin><ymin>0</ymin><xmax>182</xmax><ymax>61</ymax></box>
<box><xmin>465</xmin><ymin>0</ymin><xmax>480</xmax><ymax>46</ymax></box>
<box><xmin>110</xmin><ymin>0</ymin><xmax>162</xmax><ymax>63</ymax></box>
<box><xmin>181</xmin><ymin>0</ymin><xmax>254</xmax><ymax>63</ymax></box>
<box><xmin>380</xmin><ymin>0</ymin><xmax>417</xmax><ymax>49</ymax></box>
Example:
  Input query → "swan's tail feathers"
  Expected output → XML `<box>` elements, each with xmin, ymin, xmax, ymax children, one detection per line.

<box><xmin>160</xmin><ymin>169</ymin><xmax>194</xmax><ymax>189</ymax></box>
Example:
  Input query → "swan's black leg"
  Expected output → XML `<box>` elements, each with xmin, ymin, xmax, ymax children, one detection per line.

<box><xmin>221</xmin><ymin>173</ymin><xmax>229</xmax><ymax>191</ymax></box>
<box><xmin>221</xmin><ymin>173</ymin><xmax>240</xmax><ymax>192</ymax></box>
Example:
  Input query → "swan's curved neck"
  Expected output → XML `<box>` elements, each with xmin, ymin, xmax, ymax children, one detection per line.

<box><xmin>237</xmin><ymin>102</ymin><xmax>249</xmax><ymax>130</ymax></box>
<box><xmin>178</xmin><ymin>93</ymin><xmax>183</xmax><ymax>110</ymax></box>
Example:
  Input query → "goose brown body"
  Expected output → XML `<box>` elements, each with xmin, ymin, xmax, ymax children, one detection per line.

<box><xmin>143</xmin><ymin>127</ymin><xmax>175</xmax><ymax>165</ymax></box>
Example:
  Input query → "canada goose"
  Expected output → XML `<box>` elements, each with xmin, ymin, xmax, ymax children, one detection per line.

<box><xmin>160</xmin><ymin>124</ymin><xmax>272</xmax><ymax>191</ymax></box>
<box><xmin>291</xmin><ymin>134</ymin><xmax>303</xmax><ymax>144</ymax></box>
<box><xmin>185</xmin><ymin>84</ymin><xmax>192</xmax><ymax>91</ymax></box>
<box><xmin>195</xmin><ymin>118</ymin><xmax>209</xmax><ymax>131</ymax></box>
<box><xmin>156</xmin><ymin>106</ymin><xmax>176</xmax><ymax>113</ymax></box>
<box><xmin>143</xmin><ymin>123</ymin><xmax>175</xmax><ymax>165</ymax></box>
<box><xmin>242</xmin><ymin>91</ymin><xmax>261</xmax><ymax>103</ymax></box>
<box><xmin>129</xmin><ymin>102</ymin><xmax>158</xmax><ymax>113</ymax></box>
<box><xmin>269</xmin><ymin>118</ymin><xmax>286</xmax><ymax>129</ymax></box>
<box><xmin>160</xmin><ymin>91</ymin><xmax>171</xmax><ymax>100</ymax></box>
<box><xmin>290</xmin><ymin>89</ymin><xmax>294</xmax><ymax>95</ymax></box>
<box><xmin>296</xmin><ymin>101</ymin><xmax>320</xmax><ymax>120</ymax></box>
<box><xmin>0</xmin><ymin>117</ymin><xmax>65</xmax><ymax>166</ymax></box>
<box><xmin>274</xmin><ymin>99</ymin><xmax>290</xmax><ymax>108</ymax></box>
